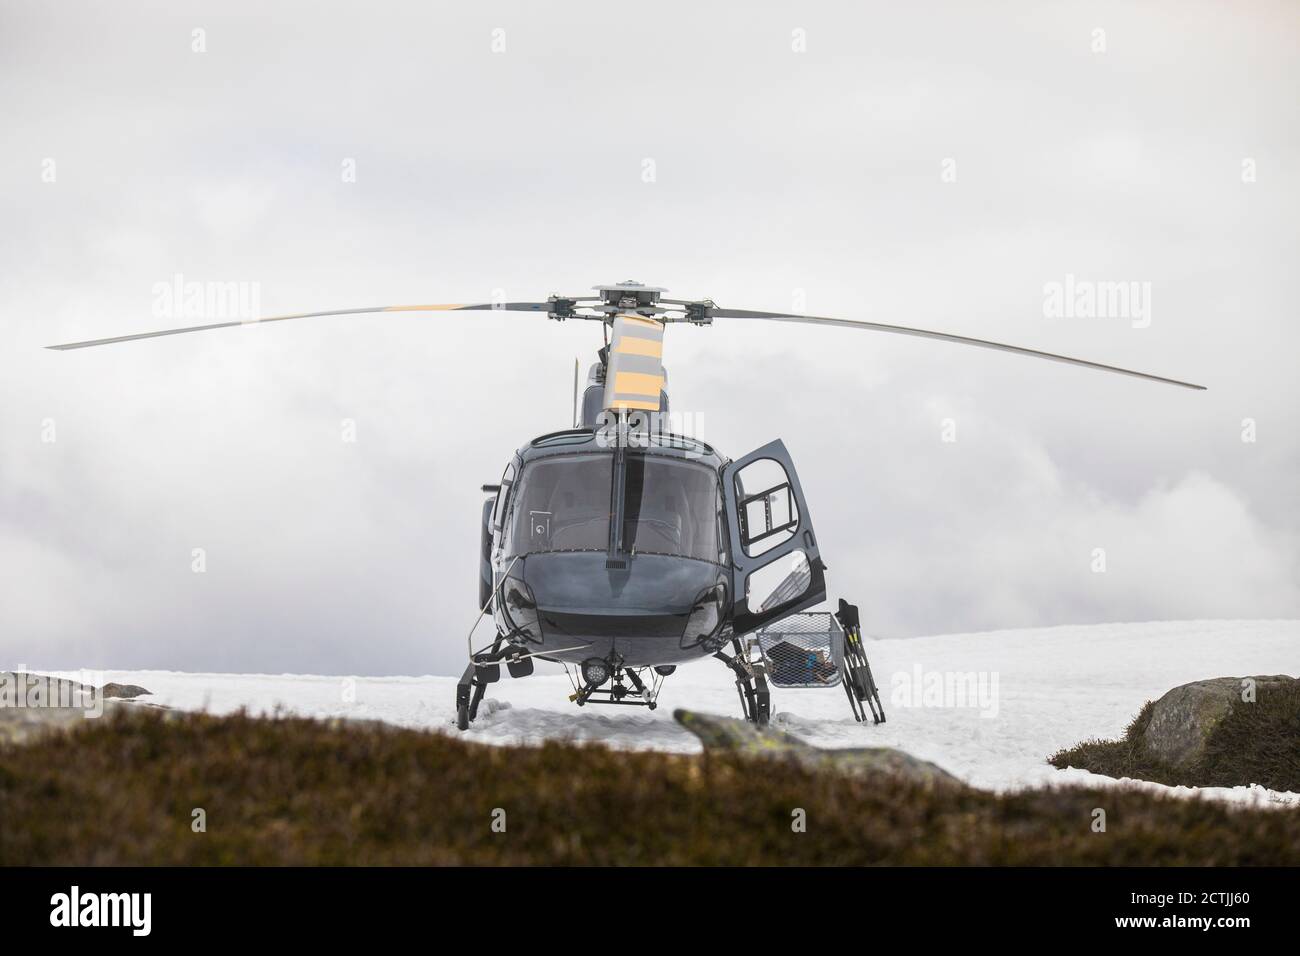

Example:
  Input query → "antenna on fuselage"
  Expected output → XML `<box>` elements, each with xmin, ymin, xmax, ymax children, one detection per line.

<box><xmin>572</xmin><ymin>357</ymin><xmax>580</xmax><ymax>428</ymax></box>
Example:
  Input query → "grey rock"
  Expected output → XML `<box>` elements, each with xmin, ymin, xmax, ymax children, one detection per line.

<box><xmin>0</xmin><ymin>671</ymin><xmax>96</xmax><ymax>704</ymax></box>
<box><xmin>673</xmin><ymin>708</ymin><xmax>961</xmax><ymax>787</ymax></box>
<box><xmin>0</xmin><ymin>672</ymin><xmax>162</xmax><ymax>747</ymax></box>
<box><xmin>0</xmin><ymin>698</ymin><xmax>145</xmax><ymax>746</ymax></box>
<box><xmin>1141</xmin><ymin>675</ymin><xmax>1298</xmax><ymax>768</ymax></box>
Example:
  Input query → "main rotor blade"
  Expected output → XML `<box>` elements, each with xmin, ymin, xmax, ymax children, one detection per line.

<box><xmin>710</xmin><ymin>308</ymin><xmax>1205</xmax><ymax>390</ymax></box>
<box><xmin>44</xmin><ymin>302</ymin><xmax>558</xmax><ymax>351</ymax></box>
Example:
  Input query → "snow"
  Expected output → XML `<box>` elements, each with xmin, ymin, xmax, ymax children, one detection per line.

<box><xmin>76</xmin><ymin>620</ymin><xmax>1299</xmax><ymax>806</ymax></box>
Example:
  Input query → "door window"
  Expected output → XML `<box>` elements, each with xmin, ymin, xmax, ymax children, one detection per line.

<box><xmin>745</xmin><ymin>549</ymin><xmax>813</xmax><ymax>613</ymax></box>
<box><xmin>733</xmin><ymin>457</ymin><xmax>800</xmax><ymax>557</ymax></box>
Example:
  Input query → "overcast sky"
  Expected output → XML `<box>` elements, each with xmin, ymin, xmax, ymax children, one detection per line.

<box><xmin>2</xmin><ymin>1</ymin><xmax>1297</xmax><ymax>677</ymax></box>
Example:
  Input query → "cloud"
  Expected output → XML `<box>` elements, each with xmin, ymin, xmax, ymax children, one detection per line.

<box><xmin>1</xmin><ymin>2</ymin><xmax>1296</xmax><ymax>676</ymax></box>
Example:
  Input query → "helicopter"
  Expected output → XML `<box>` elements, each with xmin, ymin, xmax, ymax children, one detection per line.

<box><xmin>48</xmin><ymin>279</ymin><xmax>1204</xmax><ymax>730</ymax></box>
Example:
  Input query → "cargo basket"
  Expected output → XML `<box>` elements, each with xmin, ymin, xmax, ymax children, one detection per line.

<box><xmin>753</xmin><ymin>611</ymin><xmax>845</xmax><ymax>689</ymax></box>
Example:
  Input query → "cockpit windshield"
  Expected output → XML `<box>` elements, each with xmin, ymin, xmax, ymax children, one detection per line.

<box><xmin>506</xmin><ymin>452</ymin><xmax>724</xmax><ymax>564</ymax></box>
<box><xmin>623</xmin><ymin>455</ymin><xmax>724</xmax><ymax>562</ymax></box>
<box><xmin>507</xmin><ymin>455</ymin><xmax>612</xmax><ymax>555</ymax></box>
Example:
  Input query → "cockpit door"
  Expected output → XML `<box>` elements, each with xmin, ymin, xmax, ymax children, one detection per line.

<box><xmin>721</xmin><ymin>439</ymin><xmax>826</xmax><ymax>636</ymax></box>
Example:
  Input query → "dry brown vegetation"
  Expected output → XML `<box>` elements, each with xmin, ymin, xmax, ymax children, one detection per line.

<box><xmin>1050</xmin><ymin>682</ymin><xmax>1300</xmax><ymax>793</ymax></box>
<box><xmin>1</xmin><ymin>709</ymin><xmax>1297</xmax><ymax>865</ymax></box>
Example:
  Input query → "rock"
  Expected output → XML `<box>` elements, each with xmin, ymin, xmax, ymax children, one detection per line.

<box><xmin>0</xmin><ymin>697</ymin><xmax>145</xmax><ymax>746</ymax></box>
<box><xmin>0</xmin><ymin>673</ymin><xmax>161</xmax><ymax>746</ymax></box>
<box><xmin>673</xmin><ymin>709</ymin><xmax>961</xmax><ymax>787</ymax></box>
<box><xmin>0</xmin><ymin>672</ymin><xmax>151</xmax><ymax>702</ymax></box>
<box><xmin>0</xmin><ymin>671</ymin><xmax>96</xmax><ymax>705</ymax></box>
<box><xmin>1141</xmin><ymin>675</ymin><xmax>1298</xmax><ymax>769</ymax></box>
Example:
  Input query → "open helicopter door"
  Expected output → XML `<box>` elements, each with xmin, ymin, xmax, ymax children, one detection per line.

<box><xmin>721</xmin><ymin>440</ymin><xmax>826</xmax><ymax>636</ymax></box>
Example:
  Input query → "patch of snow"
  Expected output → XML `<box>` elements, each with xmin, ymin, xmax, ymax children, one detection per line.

<box><xmin>68</xmin><ymin>619</ymin><xmax>1298</xmax><ymax>805</ymax></box>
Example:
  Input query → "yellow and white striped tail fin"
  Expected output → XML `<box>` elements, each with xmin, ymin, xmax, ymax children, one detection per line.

<box><xmin>603</xmin><ymin>313</ymin><xmax>665</xmax><ymax>412</ymax></box>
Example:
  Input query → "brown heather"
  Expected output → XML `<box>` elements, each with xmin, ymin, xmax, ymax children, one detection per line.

<box><xmin>1</xmin><ymin>709</ymin><xmax>1297</xmax><ymax>866</ymax></box>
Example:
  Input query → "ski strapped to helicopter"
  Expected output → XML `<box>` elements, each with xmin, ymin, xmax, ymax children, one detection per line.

<box><xmin>48</xmin><ymin>280</ymin><xmax>1203</xmax><ymax>729</ymax></box>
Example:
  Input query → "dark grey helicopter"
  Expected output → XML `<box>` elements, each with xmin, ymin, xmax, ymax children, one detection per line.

<box><xmin>48</xmin><ymin>280</ymin><xmax>1203</xmax><ymax>730</ymax></box>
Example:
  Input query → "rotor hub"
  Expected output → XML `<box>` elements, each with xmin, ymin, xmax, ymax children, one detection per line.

<box><xmin>593</xmin><ymin>280</ymin><xmax>667</xmax><ymax>313</ymax></box>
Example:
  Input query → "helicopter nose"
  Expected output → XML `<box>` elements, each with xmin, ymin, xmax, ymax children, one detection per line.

<box><xmin>520</xmin><ymin>552</ymin><xmax>722</xmax><ymax>640</ymax></box>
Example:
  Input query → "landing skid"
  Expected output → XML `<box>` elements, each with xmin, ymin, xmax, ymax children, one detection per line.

<box><xmin>714</xmin><ymin>639</ymin><xmax>771</xmax><ymax>726</ymax></box>
<box><xmin>455</xmin><ymin>636</ymin><xmax>534</xmax><ymax>731</ymax></box>
<box><xmin>453</xmin><ymin>600</ymin><xmax>883</xmax><ymax>730</ymax></box>
<box><xmin>454</xmin><ymin>640</ymin><xmax>667</xmax><ymax>730</ymax></box>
